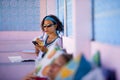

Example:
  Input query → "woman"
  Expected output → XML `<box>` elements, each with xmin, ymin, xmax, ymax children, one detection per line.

<box><xmin>34</xmin><ymin>14</ymin><xmax>64</xmax><ymax>65</ymax></box>
<box><xmin>23</xmin><ymin>53</ymin><xmax>73</xmax><ymax>80</ymax></box>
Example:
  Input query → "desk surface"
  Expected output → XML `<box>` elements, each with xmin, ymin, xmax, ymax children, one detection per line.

<box><xmin>0</xmin><ymin>52</ymin><xmax>36</xmax><ymax>80</ymax></box>
<box><xmin>0</xmin><ymin>52</ymin><xmax>36</xmax><ymax>63</ymax></box>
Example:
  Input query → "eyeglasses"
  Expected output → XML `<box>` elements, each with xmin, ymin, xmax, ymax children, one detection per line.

<box><xmin>43</xmin><ymin>24</ymin><xmax>54</xmax><ymax>28</ymax></box>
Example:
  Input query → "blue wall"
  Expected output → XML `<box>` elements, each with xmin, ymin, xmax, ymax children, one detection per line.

<box><xmin>56</xmin><ymin>0</ymin><xmax>64</xmax><ymax>24</ymax></box>
<box><xmin>0</xmin><ymin>0</ymin><xmax>40</xmax><ymax>31</ymax></box>
<box><xmin>56</xmin><ymin>0</ymin><xmax>72</xmax><ymax>37</ymax></box>
<box><xmin>94</xmin><ymin>0</ymin><xmax>120</xmax><ymax>45</ymax></box>
<box><xmin>66</xmin><ymin>0</ymin><xmax>72</xmax><ymax>36</ymax></box>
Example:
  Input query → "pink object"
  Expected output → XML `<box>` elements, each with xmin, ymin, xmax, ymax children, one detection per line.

<box><xmin>35</xmin><ymin>77</ymin><xmax>48</xmax><ymax>80</ymax></box>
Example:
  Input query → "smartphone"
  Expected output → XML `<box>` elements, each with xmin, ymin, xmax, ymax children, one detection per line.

<box><xmin>32</xmin><ymin>41</ymin><xmax>38</xmax><ymax>46</ymax></box>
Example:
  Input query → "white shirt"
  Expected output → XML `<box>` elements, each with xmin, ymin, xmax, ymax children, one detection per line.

<box><xmin>34</xmin><ymin>33</ymin><xmax>63</xmax><ymax>67</ymax></box>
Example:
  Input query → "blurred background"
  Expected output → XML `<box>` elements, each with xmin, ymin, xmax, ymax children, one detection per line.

<box><xmin>0</xmin><ymin>0</ymin><xmax>120</xmax><ymax>80</ymax></box>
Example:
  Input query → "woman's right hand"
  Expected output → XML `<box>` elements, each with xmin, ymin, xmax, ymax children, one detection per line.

<box><xmin>22</xmin><ymin>70</ymin><xmax>37</xmax><ymax>80</ymax></box>
<box><xmin>36</xmin><ymin>38</ymin><xmax>44</xmax><ymax>46</ymax></box>
<box><xmin>35</xmin><ymin>44</ymin><xmax>48</xmax><ymax>53</ymax></box>
<box><xmin>35</xmin><ymin>38</ymin><xmax>48</xmax><ymax>53</ymax></box>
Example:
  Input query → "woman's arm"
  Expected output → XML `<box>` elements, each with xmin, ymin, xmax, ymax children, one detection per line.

<box><xmin>35</xmin><ymin>46</ymin><xmax>40</xmax><ymax>56</ymax></box>
<box><xmin>22</xmin><ymin>69</ymin><xmax>37</xmax><ymax>80</ymax></box>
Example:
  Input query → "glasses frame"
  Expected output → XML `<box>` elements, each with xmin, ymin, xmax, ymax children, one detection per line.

<box><xmin>43</xmin><ymin>24</ymin><xmax>54</xmax><ymax>28</ymax></box>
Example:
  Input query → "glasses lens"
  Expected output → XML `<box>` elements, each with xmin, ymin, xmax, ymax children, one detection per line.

<box><xmin>43</xmin><ymin>24</ymin><xmax>54</xmax><ymax>28</ymax></box>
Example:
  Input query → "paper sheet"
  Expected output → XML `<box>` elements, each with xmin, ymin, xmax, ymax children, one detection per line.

<box><xmin>8</xmin><ymin>56</ymin><xmax>23</xmax><ymax>63</ymax></box>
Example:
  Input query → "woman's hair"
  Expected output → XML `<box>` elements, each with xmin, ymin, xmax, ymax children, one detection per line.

<box><xmin>61</xmin><ymin>53</ymin><xmax>73</xmax><ymax>63</ymax></box>
<box><xmin>41</xmin><ymin>14</ymin><xmax>64</xmax><ymax>33</ymax></box>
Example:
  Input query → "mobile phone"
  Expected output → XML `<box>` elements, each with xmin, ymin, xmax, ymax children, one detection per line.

<box><xmin>32</xmin><ymin>41</ymin><xmax>38</xmax><ymax>46</ymax></box>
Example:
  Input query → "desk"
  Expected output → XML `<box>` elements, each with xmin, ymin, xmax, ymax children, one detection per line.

<box><xmin>0</xmin><ymin>52</ymin><xmax>36</xmax><ymax>80</ymax></box>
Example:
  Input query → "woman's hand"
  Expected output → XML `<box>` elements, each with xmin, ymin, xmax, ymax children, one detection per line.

<box><xmin>22</xmin><ymin>71</ymin><xmax>37</xmax><ymax>80</ymax></box>
<box><xmin>36</xmin><ymin>38</ymin><xmax>44</xmax><ymax>46</ymax></box>
<box><xmin>23</xmin><ymin>74</ymin><xmax>37</xmax><ymax>80</ymax></box>
<box><xmin>35</xmin><ymin>44</ymin><xmax>48</xmax><ymax>53</ymax></box>
<box><xmin>35</xmin><ymin>38</ymin><xmax>48</xmax><ymax>53</ymax></box>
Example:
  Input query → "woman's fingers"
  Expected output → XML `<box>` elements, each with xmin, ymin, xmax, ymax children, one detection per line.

<box><xmin>23</xmin><ymin>73</ymin><xmax>37</xmax><ymax>80</ymax></box>
<box><xmin>36</xmin><ymin>38</ymin><xmax>44</xmax><ymax>46</ymax></box>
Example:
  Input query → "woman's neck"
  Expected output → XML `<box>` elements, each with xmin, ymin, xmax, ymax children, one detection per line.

<box><xmin>46</xmin><ymin>32</ymin><xmax>58</xmax><ymax>44</ymax></box>
<box><xmin>48</xmin><ymin>32</ymin><xmax>58</xmax><ymax>39</ymax></box>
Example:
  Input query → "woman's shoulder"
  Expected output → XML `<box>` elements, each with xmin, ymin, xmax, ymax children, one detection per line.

<box><xmin>54</xmin><ymin>36</ymin><xmax>63</xmax><ymax>47</ymax></box>
<box><xmin>56</xmin><ymin>35</ymin><xmax>63</xmax><ymax>41</ymax></box>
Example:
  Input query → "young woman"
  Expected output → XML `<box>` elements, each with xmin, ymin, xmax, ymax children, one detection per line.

<box><xmin>33</xmin><ymin>14</ymin><xmax>64</xmax><ymax>65</ymax></box>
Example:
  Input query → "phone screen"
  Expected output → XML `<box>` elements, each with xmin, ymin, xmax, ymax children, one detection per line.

<box><xmin>32</xmin><ymin>41</ymin><xmax>38</xmax><ymax>46</ymax></box>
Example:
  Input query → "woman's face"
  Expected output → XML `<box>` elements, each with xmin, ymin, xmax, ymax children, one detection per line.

<box><xmin>43</xmin><ymin>20</ymin><xmax>57</xmax><ymax>35</ymax></box>
<box><xmin>47</xmin><ymin>56</ymin><xmax>67</xmax><ymax>79</ymax></box>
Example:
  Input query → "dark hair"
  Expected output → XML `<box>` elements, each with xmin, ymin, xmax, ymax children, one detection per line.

<box><xmin>41</xmin><ymin>14</ymin><xmax>64</xmax><ymax>33</ymax></box>
<box><xmin>61</xmin><ymin>53</ymin><xmax>73</xmax><ymax>63</ymax></box>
